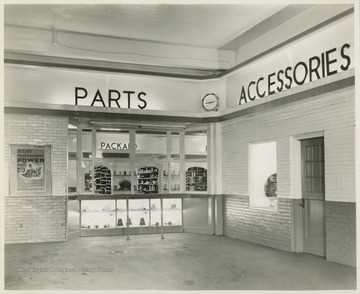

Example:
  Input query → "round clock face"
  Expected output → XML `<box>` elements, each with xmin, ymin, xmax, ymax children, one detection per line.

<box><xmin>202</xmin><ymin>93</ymin><xmax>219</xmax><ymax>111</ymax></box>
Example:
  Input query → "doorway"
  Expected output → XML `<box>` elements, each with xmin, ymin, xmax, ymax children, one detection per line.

<box><xmin>300</xmin><ymin>137</ymin><xmax>325</xmax><ymax>257</ymax></box>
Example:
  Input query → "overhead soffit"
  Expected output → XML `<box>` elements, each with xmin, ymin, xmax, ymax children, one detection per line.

<box><xmin>3</xmin><ymin>4</ymin><xmax>355</xmax><ymax>78</ymax></box>
<box><xmin>4</xmin><ymin>4</ymin><xmax>286</xmax><ymax>48</ymax></box>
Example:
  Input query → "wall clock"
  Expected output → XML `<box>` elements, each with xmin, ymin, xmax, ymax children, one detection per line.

<box><xmin>202</xmin><ymin>93</ymin><xmax>219</xmax><ymax>111</ymax></box>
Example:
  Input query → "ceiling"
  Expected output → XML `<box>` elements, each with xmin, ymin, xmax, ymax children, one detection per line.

<box><xmin>4</xmin><ymin>4</ymin><xmax>285</xmax><ymax>48</ymax></box>
<box><xmin>4</xmin><ymin>3</ymin><xmax>354</xmax><ymax>78</ymax></box>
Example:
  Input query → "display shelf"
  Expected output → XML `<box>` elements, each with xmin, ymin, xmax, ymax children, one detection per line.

<box><xmin>137</xmin><ymin>166</ymin><xmax>159</xmax><ymax>194</ymax></box>
<box><xmin>186</xmin><ymin>166</ymin><xmax>207</xmax><ymax>192</ymax></box>
<box><xmin>94</xmin><ymin>165</ymin><xmax>112</xmax><ymax>194</ymax></box>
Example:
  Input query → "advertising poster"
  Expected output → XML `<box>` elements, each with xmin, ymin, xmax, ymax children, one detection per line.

<box><xmin>16</xmin><ymin>148</ymin><xmax>46</xmax><ymax>191</ymax></box>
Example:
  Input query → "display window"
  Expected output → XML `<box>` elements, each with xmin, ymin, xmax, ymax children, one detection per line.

<box><xmin>68</xmin><ymin>122</ymin><xmax>209</xmax><ymax>195</ymax></box>
<box><xmin>171</xmin><ymin>132</ymin><xmax>180</xmax><ymax>159</ymax></box>
<box><xmin>136</xmin><ymin>131</ymin><xmax>167</xmax><ymax>159</ymax></box>
<box><xmin>128</xmin><ymin>199</ymin><xmax>150</xmax><ymax>227</ymax></box>
<box><xmin>81</xmin><ymin>129</ymin><xmax>92</xmax><ymax>158</ymax></box>
<box><xmin>185</xmin><ymin>129</ymin><xmax>208</xmax><ymax>192</ymax></box>
<box><xmin>250</xmin><ymin>141</ymin><xmax>277</xmax><ymax>209</ymax></box>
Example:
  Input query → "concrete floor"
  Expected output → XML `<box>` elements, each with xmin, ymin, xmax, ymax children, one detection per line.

<box><xmin>5</xmin><ymin>233</ymin><xmax>356</xmax><ymax>291</ymax></box>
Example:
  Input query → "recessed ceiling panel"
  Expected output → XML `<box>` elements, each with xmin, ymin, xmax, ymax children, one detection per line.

<box><xmin>4</xmin><ymin>4</ymin><xmax>285</xmax><ymax>48</ymax></box>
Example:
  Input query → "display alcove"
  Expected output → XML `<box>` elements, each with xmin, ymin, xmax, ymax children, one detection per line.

<box><xmin>94</xmin><ymin>165</ymin><xmax>112</xmax><ymax>194</ymax></box>
<box><xmin>186</xmin><ymin>166</ymin><xmax>207</xmax><ymax>192</ymax></box>
<box><xmin>137</xmin><ymin>166</ymin><xmax>159</xmax><ymax>194</ymax></box>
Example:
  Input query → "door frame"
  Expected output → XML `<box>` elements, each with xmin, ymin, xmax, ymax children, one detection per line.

<box><xmin>290</xmin><ymin>131</ymin><xmax>324</xmax><ymax>253</ymax></box>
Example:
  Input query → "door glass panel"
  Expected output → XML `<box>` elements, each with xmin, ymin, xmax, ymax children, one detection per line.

<box><xmin>305</xmin><ymin>146</ymin><xmax>312</xmax><ymax>161</ymax></box>
<box><xmin>306</xmin><ymin>178</ymin><xmax>312</xmax><ymax>192</ymax></box>
<box><xmin>313</xmin><ymin>162</ymin><xmax>321</xmax><ymax>176</ymax></box>
<box><xmin>312</xmin><ymin>145</ymin><xmax>319</xmax><ymax>161</ymax></box>
<box><xmin>313</xmin><ymin>178</ymin><xmax>321</xmax><ymax>192</ymax></box>
<box><xmin>306</xmin><ymin>162</ymin><xmax>312</xmax><ymax>176</ymax></box>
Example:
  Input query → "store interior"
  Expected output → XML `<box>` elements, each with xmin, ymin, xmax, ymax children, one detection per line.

<box><xmin>3</xmin><ymin>2</ymin><xmax>358</xmax><ymax>291</ymax></box>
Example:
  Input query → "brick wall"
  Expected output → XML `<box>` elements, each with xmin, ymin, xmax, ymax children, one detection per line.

<box><xmin>223</xmin><ymin>196</ymin><xmax>294</xmax><ymax>251</ymax></box>
<box><xmin>325</xmin><ymin>201</ymin><xmax>356</xmax><ymax>267</ymax></box>
<box><xmin>4</xmin><ymin>113</ymin><xmax>68</xmax><ymax>244</ymax></box>
<box><xmin>221</xmin><ymin>84</ymin><xmax>355</xmax><ymax>265</ymax></box>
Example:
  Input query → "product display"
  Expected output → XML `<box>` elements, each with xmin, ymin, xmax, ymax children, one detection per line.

<box><xmin>186</xmin><ymin>167</ymin><xmax>207</xmax><ymax>191</ymax></box>
<box><xmin>80</xmin><ymin>198</ymin><xmax>182</xmax><ymax>233</ymax></box>
<box><xmin>137</xmin><ymin>166</ymin><xmax>159</xmax><ymax>193</ymax></box>
<box><xmin>94</xmin><ymin>165</ymin><xmax>112</xmax><ymax>194</ymax></box>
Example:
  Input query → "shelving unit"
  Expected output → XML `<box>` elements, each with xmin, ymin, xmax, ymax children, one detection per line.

<box><xmin>137</xmin><ymin>166</ymin><xmax>159</xmax><ymax>194</ymax></box>
<box><xmin>186</xmin><ymin>166</ymin><xmax>207</xmax><ymax>192</ymax></box>
<box><xmin>94</xmin><ymin>165</ymin><xmax>112</xmax><ymax>194</ymax></box>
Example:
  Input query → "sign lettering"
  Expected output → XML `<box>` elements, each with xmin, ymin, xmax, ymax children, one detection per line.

<box><xmin>75</xmin><ymin>88</ymin><xmax>147</xmax><ymax>109</ymax></box>
<box><xmin>239</xmin><ymin>43</ymin><xmax>351</xmax><ymax>105</ymax></box>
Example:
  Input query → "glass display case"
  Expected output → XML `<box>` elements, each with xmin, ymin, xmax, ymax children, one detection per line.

<box><xmin>128</xmin><ymin>199</ymin><xmax>150</xmax><ymax>227</ymax></box>
<box><xmin>163</xmin><ymin>198</ymin><xmax>182</xmax><ymax>226</ymax></box>
<box><xmin>116</xmin><ymin>199</ymin><xmax>126</xmax><ymax>227</ymax></box>
<box><xmin>81</xmin><ymin>200</ymin><xmax>116</xmax><ymax>229</ymax></box>
<box><xmin>79</xmin><ymin>197</ymin><xmax>183</xmax><ymax>236</ymax></box>
<box><xmin>149</xmin><ymin>199</ymin><xmax>161</xmax><ymax>227</ymax></box>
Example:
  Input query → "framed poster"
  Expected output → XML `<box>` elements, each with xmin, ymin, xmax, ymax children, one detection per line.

<box><xmin>9</xmin><ymin>145</ymin><xmax>52</xmax><ymax>196</ymax></box>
